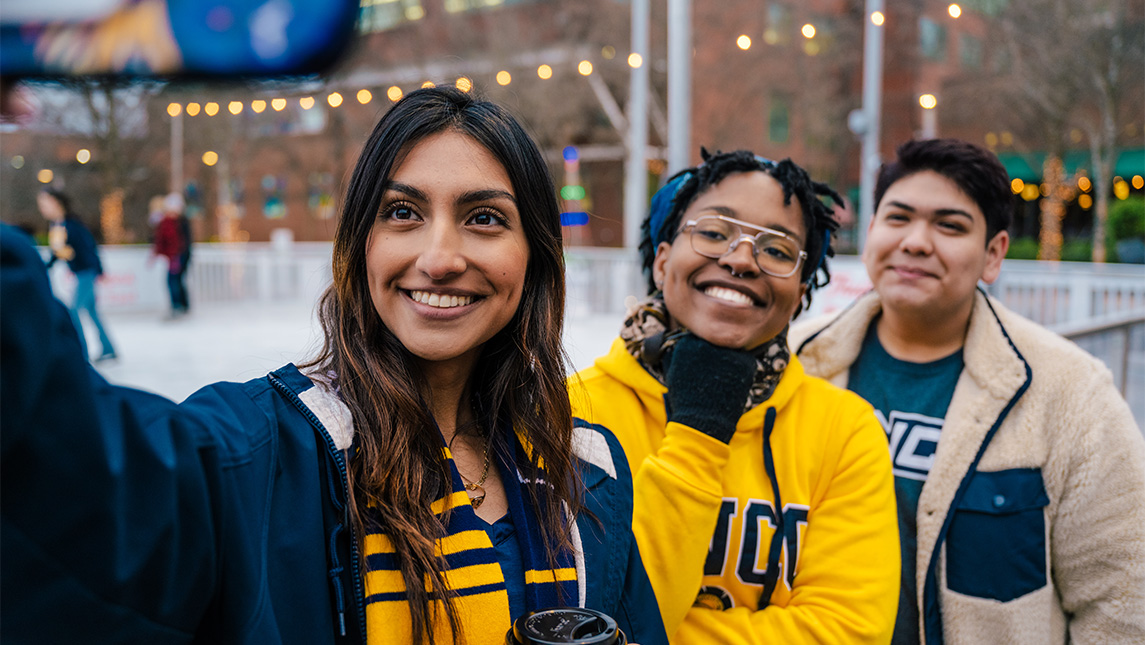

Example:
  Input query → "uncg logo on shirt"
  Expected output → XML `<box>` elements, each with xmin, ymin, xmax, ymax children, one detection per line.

<box><xmin>693</xmin><ymin>498</ymin><xmax>809</xmax><ymax>608</ymax></box>
<box><xmin>876</xmin><ymin>410</ymin><xmax>943</xmax><ymax>481</ymax></box>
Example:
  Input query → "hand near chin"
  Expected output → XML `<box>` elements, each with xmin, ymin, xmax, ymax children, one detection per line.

<box><xmin>664</xmin><ymin>334</ymin><xmax>757</xmax><ymax>443</ymax></box>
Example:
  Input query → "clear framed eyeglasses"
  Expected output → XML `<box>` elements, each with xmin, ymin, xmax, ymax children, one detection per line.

<box><xmin>683</xmin><ymin>215</ymin><xmax>807</xmax><ymax>278</ymax></box>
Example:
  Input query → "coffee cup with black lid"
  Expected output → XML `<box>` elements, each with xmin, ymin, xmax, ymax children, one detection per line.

<box><xmin>505</xmin><ymin>607</ymin><xmax>627</xmax><ymax>645</ymax></box>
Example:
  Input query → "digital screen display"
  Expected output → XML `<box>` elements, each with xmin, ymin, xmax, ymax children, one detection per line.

<box><xmin>0</xmin><ymin>0</ymin><xmax>359</xmax><ymax>77</ymax></box>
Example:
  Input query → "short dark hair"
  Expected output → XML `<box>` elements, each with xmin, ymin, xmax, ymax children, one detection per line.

<box><xmin>875</xmin><ymin>138</ymin><xmax>1013</xmax><ymax>243</ymax></box>
<box><xmin>640</xmin><ymin>149</ymin><xmax>842</xmax><ymax>317</ymax></box>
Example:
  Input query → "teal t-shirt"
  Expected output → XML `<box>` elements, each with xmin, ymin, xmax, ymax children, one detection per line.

<box><xmin>848</xmin><ymin>322</ymin><xmax>963</xmax><ymax>645</ymax></box>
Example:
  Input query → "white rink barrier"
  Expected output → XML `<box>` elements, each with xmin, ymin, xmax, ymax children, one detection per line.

<box><xmin>46</xmin><ymin>244</ymin><xmax>1145</xmax><ymax>327</ymax></box>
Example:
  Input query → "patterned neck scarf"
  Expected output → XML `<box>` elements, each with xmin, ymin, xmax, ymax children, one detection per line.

<box><xmin>620</xmin><ymin>294</ymin><xmax>791</xmax><ymax>412</ymax></box>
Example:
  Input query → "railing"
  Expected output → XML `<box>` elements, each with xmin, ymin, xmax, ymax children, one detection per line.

<box><xmin>983</xmin><ymin>259</ymin><xmax>1145</xmax><ymax>326</ymax></box>
<box><xmin>57</xmin><ymin>244</ymin><xmax>1144</xmax><ymax>327</ymax></box>
<box><xmin>564</xmin><ymin>247</ymin><xmax>645</xmax><ymax>317</ymax></box>
<box><xmin>562</xmin><ymin>250</ymin><xmax>1145</xmax><ymax>326</ymax></box>
<box><xmin>1053</xmin><ymin>310</ymin><xmax>1145</xmax><ymax>429</ymax></box>
<box><xmin>47</xmin><ymin>244</ymin><xmax>1144</xmax><ymax>427</ymax></box>
<box><xmin>47</xmin><ymin>243</ymin><xmax>334</xmax><ymax>314</ymax></box>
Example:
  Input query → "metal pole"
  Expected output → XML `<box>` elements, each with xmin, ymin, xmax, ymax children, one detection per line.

<box><xmin>921</xmin><ymin>106</ymin><xmax>937</xmax><ymax>139</ymax></box>
<box><xmin>170</xmin><ymin>111</ymin><xmax>183</xmax><ymax>194</ymax></box>
<box><xmin>667</xmin><ymin>0</ymin><xmax>691</xmax><ymax>175</ymax></box>
<box><xmin>624</xmin><ymin>0</ymin><xmax>650</xmax><ymax>250</ymax></box>
<box><xmin>858</xmin><ymin>0</ymin><xmax>885</xmax><ymax>252</ymax></box>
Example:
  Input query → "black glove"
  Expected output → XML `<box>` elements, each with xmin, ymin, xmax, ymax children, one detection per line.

<box><xmin>664</xmin><ymin>334</ymin><xmax>757</xmax><ymax>444</ymax></box>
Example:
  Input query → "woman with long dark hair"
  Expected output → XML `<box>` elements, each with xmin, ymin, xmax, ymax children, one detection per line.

<box><xmin>1</xmin><ymin>87</ymin><xmax>666</xmax><ymax>645</ymax></box>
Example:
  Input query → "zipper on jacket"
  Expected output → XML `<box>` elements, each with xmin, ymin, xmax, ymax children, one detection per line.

<box><xmin>268</xmin><ymin>373</ymin><xmax>367</xmax><ymax>639</ymax></box>
<box><xmin>920</xmin><ymin>293</ymin><xmax>1033</xmax><ymax>645</ymax></box>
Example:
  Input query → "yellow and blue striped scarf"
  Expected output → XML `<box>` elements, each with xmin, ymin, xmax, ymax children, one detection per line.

<box><xmin>363</xmin><ymin>433</ymin><xmax>579</xmax><ymax>644</ymax></box>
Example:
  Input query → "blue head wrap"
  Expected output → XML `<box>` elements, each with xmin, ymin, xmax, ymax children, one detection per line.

<box><xmin>646</xmin><ymin>155</ymin><xmax>777</xmax><ymax>250</ymax></box>
<box><xmin>646</xmin><ymin>170</ymin><xmax>693</xmax><ymax>250</ymax></box>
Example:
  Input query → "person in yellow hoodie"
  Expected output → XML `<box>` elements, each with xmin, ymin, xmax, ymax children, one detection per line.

<box><xmin>570</xmin><ymin>149</ymin><xmax>900</xmax><ymax>643</ymax></box>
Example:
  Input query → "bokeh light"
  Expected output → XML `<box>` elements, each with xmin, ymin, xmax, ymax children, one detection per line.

<box><xmin>1114</xmin><ymin>179</ymin><xmax>1130</xmax><ymax>200</ymax></box>
<box><xmin>76</xmin><ymin>149</ymin><xmax>91</xmax><ymax>164</ymax></box>
<box><xmin>496</xmin><ymin>70</ymin><xmax>512</xmax><ymax>85</ymax></box>
<box><xmin>202</xmin><ymin>151</ymin><xmax>219</xmax><ymax>166</ymax></box>
<box><xmin>537</xmin><ymin>64</ymin><xmax>553</xmax><ymax>79</ymax></box>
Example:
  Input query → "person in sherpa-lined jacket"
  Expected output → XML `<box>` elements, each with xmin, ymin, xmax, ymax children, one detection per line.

<box><xmin>790</xmin><ymin>138</ymin><xmax>1145</xmax><ymax>645</ymax></box>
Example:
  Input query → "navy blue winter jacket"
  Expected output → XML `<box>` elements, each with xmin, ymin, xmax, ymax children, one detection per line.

<box><xmin>45</xmin><ymin>216</ymin><xmax>104</xmax><ymax>274</ymax></box>
<box><xmin>0</xmin><ymin>225</ymin><xmax>666</xmax><ymax>644</ymax></box>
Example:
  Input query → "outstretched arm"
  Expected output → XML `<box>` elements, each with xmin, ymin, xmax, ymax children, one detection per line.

<box><xmin>0</xmin><ymin>225</ymin><xmax>232</xmax><ymax>640</ymax></box>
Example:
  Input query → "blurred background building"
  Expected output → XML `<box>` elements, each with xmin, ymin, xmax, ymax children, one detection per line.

<box><xmin>1</xmin><ymin>0</ymin><xmax>1142</xmax><ymax>263</ymax></box>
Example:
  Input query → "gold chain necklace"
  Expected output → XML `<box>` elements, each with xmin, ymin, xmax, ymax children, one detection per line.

<box><xmin>454</xmin><ymin>406</ymin><xmax>493</xmax><ymax>509</ymax></box>
<box><xmin>460</xmin><ymin>442</ymin><xmax>491</xmax><ymax>509</ymax></box>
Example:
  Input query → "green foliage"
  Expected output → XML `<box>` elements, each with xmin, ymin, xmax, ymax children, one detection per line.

<box><xmin>1061</xmin><ymin>239</ymin><xmax>1092</xmax><ymax>262</ymax></box>
<box><xmin>1006</xmin><ymin>237</ymin><xmax>1039</xmax><ymax>260</ymax></box>
<box><xmin>1108</xmin><ymin>196</ymin><xmax>1145</xmax><ymax>240</ymax></box>
<box><xmin>1105</xmin><ymin>196</ymin><xmax>1145</xmax><ymax>263</ymax></box>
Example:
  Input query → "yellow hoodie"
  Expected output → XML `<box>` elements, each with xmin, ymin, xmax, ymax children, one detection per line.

<box><xmin>570</xmin><ymin>337</ymin><xmax>900</xmax><ymax>644</ymax></box>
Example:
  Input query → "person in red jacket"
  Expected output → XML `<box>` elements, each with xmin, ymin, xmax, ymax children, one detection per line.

<box><xmin>151</xmin><ymin>192</ymin><xmax>189</xmax><ymax>317</ymax></box>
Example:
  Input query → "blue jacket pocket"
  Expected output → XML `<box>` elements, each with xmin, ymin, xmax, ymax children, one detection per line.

<box><xmin>946</xmin><ymin>468</ymin><xmax>1049</xmax><ymax>601</ymax></box>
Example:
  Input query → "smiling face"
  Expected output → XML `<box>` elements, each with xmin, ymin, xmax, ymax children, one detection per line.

<box><xmin>863</xmin><ymin>169</ymin><xmax>1008</xmax><ymax>326</ymax></box>
<box><xmin>652</xmin><ymin>171</ymin><xmax>807</xmax><ymax>349</ymax></box>
<box><xmin>365</xmin><ymin>130</ymin><xmax>529</xmax><ymax>370</ymax></box>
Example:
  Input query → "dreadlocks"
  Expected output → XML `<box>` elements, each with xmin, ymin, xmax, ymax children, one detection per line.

<box><xmin>640</xmin><ymin>148</ymin><xmax>843</xmax><ymax>317</ymax></box>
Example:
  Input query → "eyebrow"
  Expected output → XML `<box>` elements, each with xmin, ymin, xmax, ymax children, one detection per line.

<box><xmin>885</xmin><ymin>200</ymin><xmax>975</xmax><ymax>220</ymax></box>
<box><xmin>701</xmin><ymin>205</ymin><xmax>805</xmax><ymax>243</ymax></box>
<box><xmin>385</xmin><ymin>181</ymin><xmax>517</xmax><ymax>206</ymax></box>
